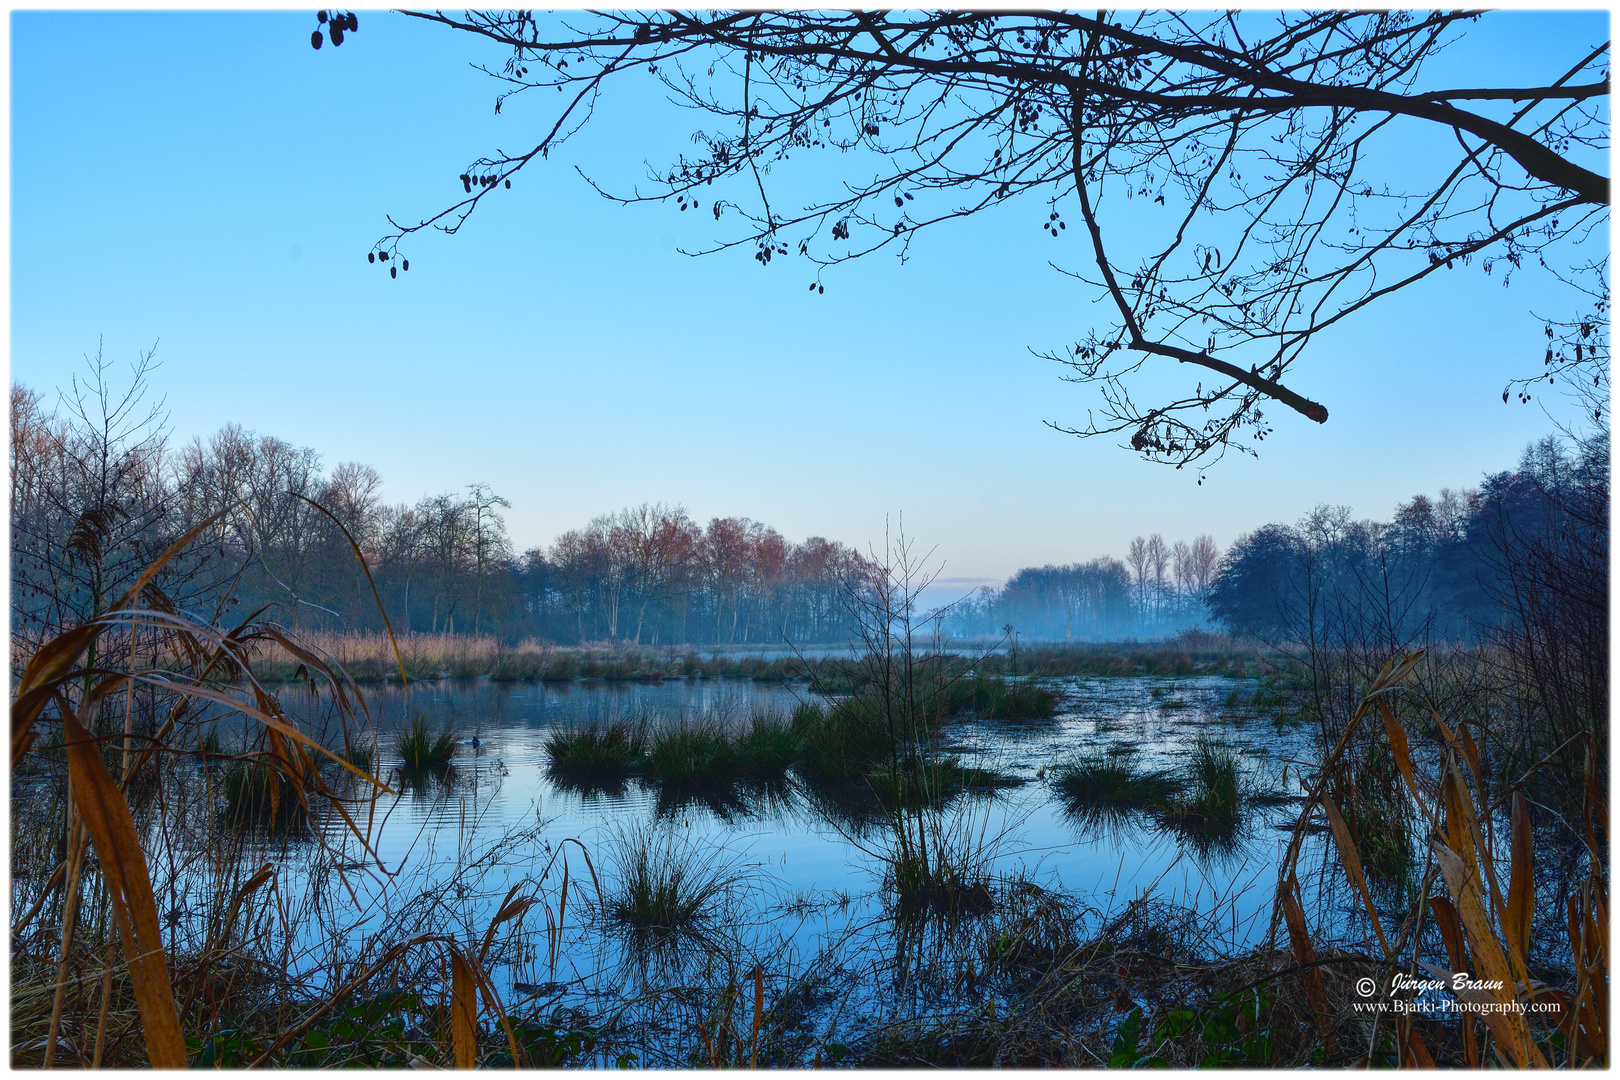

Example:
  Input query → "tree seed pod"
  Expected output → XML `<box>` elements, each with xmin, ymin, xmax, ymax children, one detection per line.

<box><xmin>330</xmin><ymin>24</ymin><xmax>343</xmax><ymax>45</ymax></box>
<box><xmin>401</xmin><ymin>259</ymin><xmax>409</xmax><ymax>271</ymax></box>
<box><xmin>504</xmin><ymin>179</ymin><xmax>510</xmax><ymax>189</ymax></box>
<box><xmin>345</xmin><ymin>13</ymin><xmax>357</xmax><ymax>31</ymax></box>
<box><xmin>390</xmin><ymin>266</ymin><xmax>397</xmax><ymax>279</ymax></box>
<box><xmin>311</xmin><ymin>30</ymin><xmax>323</xmax><ymax>49</ymax></box>
<box><xmin>317</xmin><ymin>10</ymin><xmax>327</xmax><ymax>22</ymax></box>
<box><xmin>367</xmin><ymin>252</ymin><xmax>375</xmax><ymax>263</ymax></box>
<box><xmin>379</xmin><ymin>251</ymin><xmax>388</xmax><ymax>261</ymax></box>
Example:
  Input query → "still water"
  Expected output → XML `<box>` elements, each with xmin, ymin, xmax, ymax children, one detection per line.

<box><xmin>223</xmin><ymin>675</ymin><xmax>1333</xmax><ymax>1045</ymax></box>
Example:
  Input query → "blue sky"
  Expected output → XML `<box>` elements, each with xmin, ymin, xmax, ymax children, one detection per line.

<box><xmin>11</xmin><ymin>10</ymin><xmax>1608</xmax><ymax>590</ymax></box>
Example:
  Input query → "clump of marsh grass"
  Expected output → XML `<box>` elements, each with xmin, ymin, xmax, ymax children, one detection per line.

<box><xmin>221</xmin><ymin>759</ymin><xmax>310</xmax><ymax>833</ymax></box>
<box><xmin>396</xmin><ymin>715</ymin><xmax>457</xmax><ymax>771</ymax></box>
<box><xmin>791</xmin><ymin>698</ymin><xmax>914</xmax><ymax>784</ymax></box>
<box><xmin>1050</xmin><ymin>749</ymin><xmax>1177</xmax><ymax>838</ymax></box>
<box><xmin>941</xmin><ymin>676</ymin><xmax>1060</xmax><ymax>720</ymax></box>
<box><xmin>734</xmin><ymin>710</ymin><xmax>800</xmax><ymax>777</ymax></box>
<box><xmin>1050</xmin><ymin>750</ymin><xmax>1180</xmax><ymax>815</ymax></box>
<box><xmin>868</xmin><ymin>754</ymin><xmax>1018</xmax><ymax>808</ymax></box>
<box><xmin>643</xmin><ymin>720</ymin><xmax>741</xmax><ymax>785</ymax></box>
<box><xmin>544</xmin><ymin>718</ymin><xmax>647</xmax><ymax>777</ymax></box>
<box><xmin>1160</xmin><ymin>739</ymin><xmax>1245</xmax><ymax>830</ymax></box>
<box><xmin>883</xmin><ymin>801</ymin><xmax>1006</xmax><ymax>918</ymax></box>
<box><xmin>343</xmin><ymin>737</ymin><xmax>376</xmax><ymax>774</ymax></box>
<box><xmin>600</xmin><ymin>821</ymin><xmax>745</xmax><ymax>947</ymax></box>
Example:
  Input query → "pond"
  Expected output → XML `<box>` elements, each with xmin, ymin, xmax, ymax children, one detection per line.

<box><xmin>143</xmin><ymin>673</ymin><xmax>1342</xmax><ymax>1063</ymax></box>
<box><xmin>232</xmin><ymin>675</ymin><xmax>1323</xmax><ymax>987</ymax></box>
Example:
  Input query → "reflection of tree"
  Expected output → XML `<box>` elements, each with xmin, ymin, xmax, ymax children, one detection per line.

<box><xmin>368</xmin><ymin>11</ymin><xmax>1606</xmax><ymax>466</ymax></box>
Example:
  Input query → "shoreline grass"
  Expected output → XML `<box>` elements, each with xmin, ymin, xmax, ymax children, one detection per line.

<box><xmin>237</xmin><ymin>631</ymin><xmax>1286</xmax><ymax>685</ymax></box>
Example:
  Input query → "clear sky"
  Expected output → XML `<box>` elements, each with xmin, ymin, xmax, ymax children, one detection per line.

<box><xmin>10</xmin><ymin>10</ymin><xmax>1608</xmax><ymax>594</ymax></box>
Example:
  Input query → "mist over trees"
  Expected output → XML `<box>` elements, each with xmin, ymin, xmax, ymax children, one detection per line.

<box><xmin>939</xmin><ymin>534</ymin><xmax>1221</xmax><ymax>641</ymax></box>
<box><xmin>1206</xmin><ymin>434</ymin><xmax>1609</xmax><ymax>653</ymax></box>
<box><xmin>12</xmin><ymin>356</ymin><xmax>1603</xmax><ymax>654</ymax></box>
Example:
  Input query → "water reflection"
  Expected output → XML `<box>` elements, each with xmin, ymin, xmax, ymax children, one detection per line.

<box><xmin>232</xmin><ymin>674</ymin><xmax>1333</xmax><ymax>1025</ymax></box>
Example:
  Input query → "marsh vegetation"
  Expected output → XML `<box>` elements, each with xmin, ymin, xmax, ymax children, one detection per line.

<box><xmin>8</xmin><ymin>361</ymin><xmax>1608</xmax><ymax>1067</ymax></box>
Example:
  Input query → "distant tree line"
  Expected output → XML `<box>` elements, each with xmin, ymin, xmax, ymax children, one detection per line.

<box><xmin>940</xmin><ymin>534</ymin><xmax>1221</xmax><ymax>641</ymax></box>
<box><xmin>940</xmin><ymin>435</ymin><xmax>1607</xmax><ymax>648</ymax></box>
<box><xmin>1207</xmin><ymin>435</ymin><xmax>1609</xmax><ymax>650</ymax></box>
<box><xmin>12</xmin><ymin>357</ymin><xmax>1604</xmax><ymax>656</ymax></box>
<box><xmin>10</xmin><ymin>361</ymin><xmax>874</xmax><ymax>651</ymax></box>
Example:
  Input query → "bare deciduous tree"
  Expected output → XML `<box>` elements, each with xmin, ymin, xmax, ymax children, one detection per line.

<box><xmin>353</xmin><ymin>10</ymin><xmax>1609</xmax><ymax>468</ymax></box>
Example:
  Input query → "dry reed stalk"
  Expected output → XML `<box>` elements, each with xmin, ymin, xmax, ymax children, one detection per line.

<box><xmin>1274</xmin><ymin>646</ymin><xmax>1605</xmax><ymax>1068</ymax></box>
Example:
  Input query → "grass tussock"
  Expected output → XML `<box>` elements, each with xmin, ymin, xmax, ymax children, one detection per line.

<box><xmin>396</xmin><ymin>715</ymin><xmax>457</xmax><ymax>770</ymax></box>
<box><xmin>342</xmin><ymin>738</ymin><xmax>376</xmax><ymax>774</ymax></box>
<box><xmin>544</xmin><ymin>711</ymin><xmax>802</xmax><ymax>789</ymax></box>
<box><xmin>544</xmin><ymin>718</ymin><xmax>647</xmax><ymax>777</ymax></box>
<box><xmin>601</xmin><ymin>822</ymin><xmax>743</xmax><ymax>943</ymax></box>
<box><xmin>1050</xmin><ymin>751</ymin><xmax>1179</xmax><ymax>812</ymax></box>
<box><xmin>643</xmin><ymin>720</ymin><xmax>744</xmax><ymax>785</ymax></box>
<box><xmin>1161</xmin><ymin>739</ymin><xmax>1244</xmax><ymax>829</ymax></box>
<box><xmin>220</xmin><ymin>759</ymin><xmax>310</xmax><ymax>833</ymax></box>
<box><xmin>939</xmin><ymin>676</ymin><xmax>1061</xmax><ymax>719</ymax></box>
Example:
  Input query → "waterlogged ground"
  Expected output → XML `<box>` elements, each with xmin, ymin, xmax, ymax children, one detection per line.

<box><xmin>224</xmin><ymin>675</ymin><xmax>1337</xmax><ymax>1030</ymax></box>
